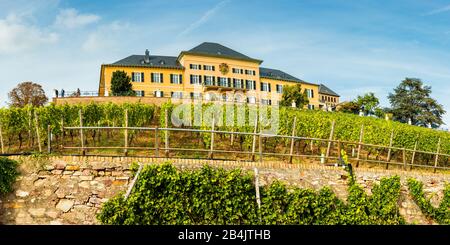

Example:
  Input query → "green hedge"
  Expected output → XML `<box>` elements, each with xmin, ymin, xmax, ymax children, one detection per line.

<box><xmin>97</xmin><ymin>162</ymin><xmax>405</xmax><ymax>225</ymax></box>
<box><xmin>0</xmin><ymin>157</ymin><xmax>19</xmax><ymax>195</ymax></box>
<box><xmin>407</xmin><ymin>179</ymin><xmax>450</xmax><ymax>224</ymax></box>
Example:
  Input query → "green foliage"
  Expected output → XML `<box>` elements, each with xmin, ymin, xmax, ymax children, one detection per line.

<box><xmin>407</xmin><ymin>178</ymin><xmax>450</xmax><ymax>224</ymax></box>
<box><xmin>110</xmin><ymin>70</ymin><xmax>136</xmax><ymax>96</ymax></box>
<box><xmin>0</xmin><ymin>102</ymin><xmax>155</xmax><ymax>152</ymax></box>
<box><xmin>0</xmin><ymin>157</ymin><xmax>19</xmax><ymax>195</ymax></box>
<box><xmin>279</xmin><ymin>84</ymin><xmax>309</xmax><ymax>108</ymax></box>
<box><xmin>388</xmin><ymin>78</ymin><xmax>445</xmax><ymax>128</ymax></box>
<box><xmin>98</xmin><ymin>162</ymin><xmax>405</xmax><ymax>225</ymax></box>
<box><xmin>355</xmin><ymin>92</ymin><xmax>380</xmax><ymax>116</ymax></box>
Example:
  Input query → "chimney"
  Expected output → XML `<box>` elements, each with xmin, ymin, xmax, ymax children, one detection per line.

<box><xmin>144</xmin><ymin>49</ymin><xmax>150</xmax><ymax>64</ymax></box>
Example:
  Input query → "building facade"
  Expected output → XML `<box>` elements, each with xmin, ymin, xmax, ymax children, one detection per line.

<box><xmin>98</xmin><ymin>42</ymin><xmax>340</xmax><ymax>109</ymax></box>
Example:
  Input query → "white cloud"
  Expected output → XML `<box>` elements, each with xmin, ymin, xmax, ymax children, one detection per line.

<box><xmin>179</xmin><ymin>0</ymin><xmax>229</xmax><ymax>36</ymax></box>
<box><xmin>82</xmin><ymin>21</ymin><xmax>130</xmax><ymax>52</ymax></box>
<box><xmin>0</xmin><ymin>14</ymin><xmax>58</xmax><ymax>54</ymax></box>
<box><xmin>54</xmin><ymin>8</ymin><xmax>100</xmax><ymax>29</ymax></box>
<box><xmin>423</xmin><ymin>5</ymin><xmax>450</xmax><ymax>16</ymax></box>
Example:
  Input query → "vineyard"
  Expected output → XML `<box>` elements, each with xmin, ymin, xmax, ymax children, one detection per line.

<box><xmin>0</xmin><ymin>101</ymin><xmax>449</xmax><ymax>171</ymax></box>
<box><xmin>97</xmin><ymin>160</ymin><xmax>448</xmax><ymax>225</ymax></box>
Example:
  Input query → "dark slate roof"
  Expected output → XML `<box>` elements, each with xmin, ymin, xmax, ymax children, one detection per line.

<box><xmin>181</xmin><ymin>42</ymin><xmax>263</xmax><ymax>63</ymax></box>
<box><xmin>110</xmin><ymin>55</ymin><xmax>183</xmax><ymax>69</ymax></box>
<box><xmin>259</xmin><ymin>67</ymin><xmax>316</xmax><ymax>85</ymax></box>
<box><xmin>319</xmin><ymin>84</ymin><xmax>340</xmax><ymax>97</ymax></box>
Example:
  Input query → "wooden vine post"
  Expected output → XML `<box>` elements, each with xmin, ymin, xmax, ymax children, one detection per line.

<box><xmin>209</xmin><ymin>116</ymin><xmax>215</xmax><ymax>159</ymax></box>
<box><xmin>230</xmin><ymin>127</ymin><xmax>234</xmax><ymax>146</ymax></box>
<box><xmin>434</xmin><ymin>138</ymin><xmax>441</xmax><ymax>173</ymax></box>
<box><xmin>410</xmin><ymin>141</ymin><xmax>418</xmax><ymax>170</ymax></box>
<box><xmin>47</xmin><ymin>125</ymin><xmax>51</xmax><ymax>154</ymax></box>
<box><xmin>259</xmin><ymin>129</ymin><xmax>263</xmax><ymax>163</ymax></box>
<box><xmin>356</xmin><ymin>124</ymin><xmax>364</xmax><ymax>167</ymax></box>
<box><xmin>79</xmin><ymin>109</ymin><xmax>85</xmax><ymax>156</ymax></box>
<box><xmin>61</xmin><ymin>118</ymin><xmax>64</xmax><ymax>150</ymax></box>
<box><xmin>289</xmin><ymin>117</ymin><xmax>297</xmax><ymax>164</ymax></box>
<box><xmin>386</xmin><ymin>130</ymin><xmax>394</xmax><ymax>169</ymax></box>
<box><xmin>0</xmin><ymin>123</ymin><xmax>4</xmax><ymax>154</ymax></box>
<box><xmin>325</xmin><ymin>120</ymin><xmax>336</xmax><ymax>161</ymax></box>
<box><xmin>28</xmin><ymin>109</ymin><xmax>32</xmax><ymax>148</ymax></box>
<box><xmin>34</xmin><ymin>111</ymin><xmax>42</xmax><ymax>153</ymax></box>
<box><xmin>251</xmin><ymin>116</ymin><xmax>258</xmax><ymax>161</ymax></box>
<box><xmin>124</xmin><ymin>109</ymin><xmax>128</xmax><ymax>156</ymax></box>
<box><xmin>254</xmin><ymin>167</ymin><xmax>261</xmax><ymax>221</ymax></box>
<box><xmin>154</xmin><ymin>127</ymin><xmax>159</xmax><ymax>157</ymax></box>
<box><xmin>402</xmin><ymin>148</ymin><xmax>407</xmax><ymax>170</ymax></box>
<box><xmin>164</xmin><ymin>109</ymin><xmax>169</xmax><ymax>157</ymax></box>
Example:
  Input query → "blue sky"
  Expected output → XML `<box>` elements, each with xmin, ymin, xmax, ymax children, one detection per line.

<box><xmin>1</xmin><ymin>0</ymin><xmax>450</xmax><ymax>126</ymax></box>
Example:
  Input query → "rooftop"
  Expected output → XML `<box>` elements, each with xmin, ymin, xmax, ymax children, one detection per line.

<box><xmin>180</xmin><ymin>42</ymin><xmax>263</xmax><ymax>64</ymax></box>
<box><xmin>319</xmin><ymin>84</ymin><xmax>340</xmax><ymax>97</ymax></box>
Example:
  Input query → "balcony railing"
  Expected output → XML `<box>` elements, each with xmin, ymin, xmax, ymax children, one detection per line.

<box><xmin>55</xmin><ymin>90</ymin><xmax>99</xmax><ymax>98</ymax></box>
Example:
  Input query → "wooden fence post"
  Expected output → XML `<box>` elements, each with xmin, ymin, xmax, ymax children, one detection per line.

<box><xmin>402</xmin><ymin>148</ymin><xmax>407</xmax><ymax>170</ymax></box>
<box><xmin>209</xmin><ymin>116</ymin><xmax>215</xmax><ymax>159</ymax></box>
<box><xmin>28</xmin><ymin>109</ymin><xmax>32</xmax><ymax>148</ymax></box>
<box><xmin>325</xmin><ymin>120</ymin><xmax>336</xmax><ymax>160</ymax></box>
<box><xmin>356</xmin><ymin>125</ymin><xmax>364</xmax><ymax>167</ymax></box>
<box><xmin>47</xmin><ymin>125</ymin><xmax>51</xmax><ymax>154</ymax></box>
<box><xmin>61</xmin><ymin>118</ymin><xmax>64</xmax><ymax>150</ymax></box>
<box><xmin>386</xmin><ymin>130</ymin><xmax>394</xmax><ymax>169</ymax></box>
<box><xmin>0</xmin><ymin>123</ymin><xmax>4</xmax><ymax>154</ymax></box>
<box><xmin>34</xmin><ymin>111</ymin><xmax>42</xmax><ymax>153</ymax></box>
<box><xmin>337</xmin><ymin>140</ymin><xmax>342</xmax><ymax>158</ymax></box>
<box><xmin>434</xmin><ymin>138</ymin><xmax>441</xmax><ymax>173</ymax></box>
<box><xmin>79</xmin><ymin>109</ymin><xmax>85</xmax><ymax>156</ymax></box>
<box><xmin>254</xmin><ymin>167</ymin><xmax>261</xmax><ymax>221</ymax></box>
<box><xmin>251</xmin><ymin>116</ymin><xmax>258</xmax><ymax>161</ymax></box>
<box><xmin>259</xmin><ymin>130</ymin><xmax>263</xmax><ymax>163</ymax></box>
<box><xmin>230</xmin><ymin>127</ymin><xmax>234</xmax><ymax>146</ymax></box>
<box><xmin>124</xmin><ymin>109</ymin><xmax>128</xmax><ymax>156</ymax></box>
<box><xmin>155</xmin><ymin>127</ymin><xmax>159</xmax><ymax>157</ymax></box>
<box><xmin>289</xmin><ymin>117</ymin><xmax>297</xmax><ymax>164</ymax></box>
<box><xmin>165</xmin><ymin>109</ymin><xmax>169</xmax><ymax>157</ymax></box>
<box><xmin>410</xmin><ymin>141</ymin><xmax>418</xmax><ymax>170</ymax></box>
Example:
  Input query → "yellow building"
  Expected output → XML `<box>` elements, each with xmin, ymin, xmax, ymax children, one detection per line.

<box><xmin>98</xmin><ymin>42</ymin><xmax>340</xmax><ymax>109</ymax></box>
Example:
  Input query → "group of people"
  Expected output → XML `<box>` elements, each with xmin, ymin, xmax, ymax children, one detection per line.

<box><xmin>54</xmin><ymin>88</ymin><xmax>81</xmax><ymax>98</ymax></box>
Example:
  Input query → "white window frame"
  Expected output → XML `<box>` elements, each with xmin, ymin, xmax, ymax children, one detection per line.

<box><xmin>204</xmin><ymin>65</ymin><xmax>214</xmax><ymax>71</ymax></box>
<box><xmin>219</xmin><ymin>77</ymin><xmax>228</xmax><ymax>87</ymax></box>
<box><xmin>276</xmin><ymin>84</ymin><xmax>283</xmax><ymax>94</ymax></box>
<box><xmin>205</xmin><ymin>76</ymin><xmax>214</xmax><ymax>86</ymax></box>
<box><xmin>133</xmin><ymin>73</ymin><xmax>142</xmax><ymax>82</ymax></box>
<box><xmin>171</xmin><ymin>74</ymin><xmax>181</xmax><ymax>84</ymax></box>
<box><xmin>171</xmin><ymin>91</ymin><xmax>183</xmax><ymax>99</ymax></box>
<box><xmin>235</xmin><ymin>79</ymin><xmax>242</xmax><ymax>89</ymax></box>
<box><xmin>190</xmin><ymin>92</ymin><xmax>202</xmax><ymax>99</ymax></box>
<box><xmin>308</xmin><ymin>104</ymin><xmax>315</xmax><ymax>110</ymax></box>
<box><xmin>154</xmin><ymin>90</ymin><xmax>164</xmax><ymax>98</ymax></box>
<box><xmin>247</xmin><ymin>96</ymin><xmax>256</xmax><ymax>104</ymax></box>
<box><xmin>135</xmin><ymin>90</ymin><xmax>145</xmax><ymax>97</ymax></box>
<box><xmin>261</xmin><ymin>99</ymin><xmax>271</xmax><ymax>105</ymax></box>
<box><xmin>191</xmin><ymin>75</ymin><xmax>200</xmax><ymax>85</ymax></box>
<box><xmin>152</xmin><ymin>73</ymin><xmax>162</xmax><ymax>83</ymax></box>
<box><xmin>261</xmin><ymin>83</ymin><xmax>270</xmax><ymax>92</ymax></box>
<box><xmin>306</xmin><ymin>89</ymin><xmax>314</xmax><ymax>98</ymax></box>
<box><xmin>190</xmin><ymin>64</ymin><xmax>200</xmax><ymax>70</ymax></box>
<box><xmin>246</xmin><ymin>80</ymin><xmax>255</xmax><ymax>90</ymax></box>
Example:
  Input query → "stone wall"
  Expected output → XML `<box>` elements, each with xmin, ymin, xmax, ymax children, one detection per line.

<box><xmin>1</xmin><ymin>156</ymin><xmax>448</xmax><ymax>225</ymax></box>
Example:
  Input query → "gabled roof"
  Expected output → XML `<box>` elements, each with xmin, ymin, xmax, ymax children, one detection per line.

<box><xmin>259</xmin><ymin>67</ymin><xmax>316</xmax><ymax>85</ymax></box>
<box><xmin>319</xmin><ymin>84</ymin><xmax>340</xmax><ymax>97</ymax></box>
<box><xmin>109</xmin><ymin>55</ymin><xmax>183</xmax><ymax>69</ymax></box>
<box><xmin>179</xmin><ymin>42</ymin><xmax>263</xmax><ymax>64</ymax></box>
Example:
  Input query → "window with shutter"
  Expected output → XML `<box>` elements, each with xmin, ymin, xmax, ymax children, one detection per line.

<box><xmin>141</xmin><ymin>73</ymin><xmax>144</xmax><ymax>82</ymax></box>
<box><xmin>151</xmin><ymin>73</ymin><xmax>154</xmax><ymax>83</ymax></box>
<box><xmin>160</xmin><ymin>74</ymin><xmax>163</xmax><ymax>83</ymax></box>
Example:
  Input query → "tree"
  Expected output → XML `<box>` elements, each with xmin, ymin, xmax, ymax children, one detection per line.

<box><xmin>388</xmin><ymin>78</ymin><xmax>445</xmax><ymax>128</ymax></box>
<box><xmin>8</xmin><ymin>81</ymin><xmax>48</xmax><ymax>107</ymax></box>
<box><xmin>279</xmin><ymin>84</ymin><xmax>309</xmax><ymax>108</ymax></box>
<box><xmin>355</xmin><ymin>92</ymin><xmax>380</xmax><ymax>116</ymax></box>
<box><xmin>110</xmin><ymin>71</ymin><xmax>136</xmax><ymax>96</ymax></box>
<box><xmin>336</xmin><ymin>101</ymin><xmax>360</xmax><ymax>114</ymax></box>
